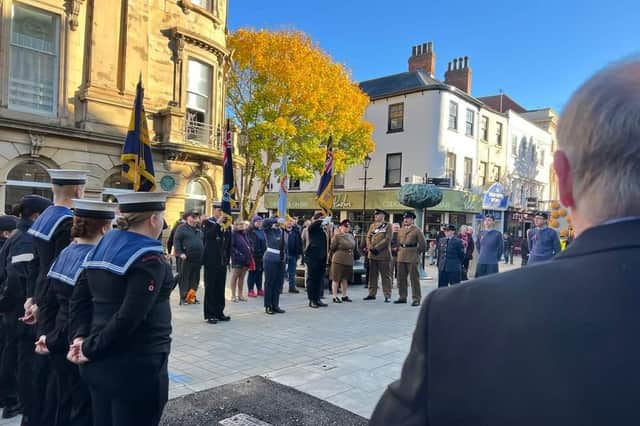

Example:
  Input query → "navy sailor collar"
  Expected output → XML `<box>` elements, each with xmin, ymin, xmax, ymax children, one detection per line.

<box><xmin>28</xmin><ymin>205</ymin><xmax>73</xmax><ymax>241</ymax></box>
<box><xmin>47</xmin><ymin>243</ymin><xmax>94</xmax><ymax>286</ymax></box>
<box><xmin>83</xmin><ymin>230</ymin><xmax>163</xmax><ymax>275</ymax></box>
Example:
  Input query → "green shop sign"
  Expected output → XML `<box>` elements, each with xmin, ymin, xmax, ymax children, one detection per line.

<box><xmin>264</xmin><ymin>188</ymin><xmax>481</xmax><ymax>213</ymax></box>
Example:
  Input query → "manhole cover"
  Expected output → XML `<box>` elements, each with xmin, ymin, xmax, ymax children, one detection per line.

<box><xmin>219</xmin><ymin>413</ymin><xmax>273</xmax><ymax>426</ymax></box>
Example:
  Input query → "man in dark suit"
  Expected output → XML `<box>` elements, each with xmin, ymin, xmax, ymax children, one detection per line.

<box><xmin>436</xmin><ymin>224</ymin><xmax>465</xmax><ymax>288</ymax></box>
<box><xmin>370</xmin><ymin>60</ymin><xmax>640</xmax><ymax>425</ymax></box>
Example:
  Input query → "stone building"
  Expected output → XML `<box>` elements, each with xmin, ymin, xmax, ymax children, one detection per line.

<box><xmin>0</xmin><ymin>0</ymin><xmax>233</xmax><ymax>225</ymax></box>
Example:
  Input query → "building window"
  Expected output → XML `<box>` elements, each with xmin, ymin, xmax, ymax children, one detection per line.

<box><xmin>9</xmin><ymin>4</ymin><xmax>60</xmax><ymax>116</ymax></box>
<box><xmin>479</xmin><ymin>161</ymin><xmax>488</xmax><ymax>186</ymax></box>
<box><xmin>463</xmin><ymin>157</ymin><xmax>473</xmax><ymax>190</ymax></box>
<box><xmin>185</xmin><ymin>59</ymin><xmax>213</xmax><ymax>144</ymax></box>
<box><xmin>465</xmin><ymin>109</ymin><xmax>474</xmax><ymax>137</ymax></box>
<box><xmin>387</xmin><ymin>103</ymin><xmax>404</xmax><ymax>132</ymax></box>
<box><xmin>5</xmin><ymin>161</ymin><xmax>52</xmax><ymax>213</ymax></box>
<box><xmin>496</xmin><ymin>122</ymin><xmax>503</xmax><ymax>146</ymax></box>
<box><xmin>334</xmin><ymin>173</ymin><xmax>345</xmax><ymax>188</ymax></box>
<box><xmin>445</xmin><ymin>152</ymin><xmax>456</xmax><ymax>185</ymax></box>
<box><xmin>184</xmin><ymin>180</ymin><xmax>207</xmax><ymax>214</ymax></box>
<box><xmin>481</xmin><ymin>116</ymin><xmax>489</xmax><ymax>142</ymax></box>
<box><xmin>448</xmin><ymin>101</ymin><xmax>458</xmax><ymax>130</ymax></box>
<box><xmin>539</xmin><ymin>149</ymin><xmax>545</xmax><ymax>166</ymax></box>
<box><xmin>512</xmin><ymin>136</ymin><xmax>518</xmax><ymax>156</ymax></box>
<box><xmin>385</xmin><ymin>153</ymin><xmax>402</xmax><ymax>187</ymax></box>
<box><xmin>289</xmin><ymin>179</ymin><xmax>301</xmax><ymax>190</ymax></box>
<box><xmin>493</xmin><ymin>165</ymin><xmax>501</xmax><ymax>182</ymax></box>
<box><xmin>191</xmin><ymin>0</ymin><xmax>211</xmax><ymax>9</ymax></box>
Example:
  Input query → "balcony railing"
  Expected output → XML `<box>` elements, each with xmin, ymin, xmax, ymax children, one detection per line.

<box><xmin>182</xmin><ymin>119</ymin><xmax>222</xmax><ymax>150</ymax></box>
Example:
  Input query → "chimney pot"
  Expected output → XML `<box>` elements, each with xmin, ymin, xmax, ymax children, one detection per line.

<box><xmin>427</xmin><ymin>41</ymin><xmax>433</xmax><ymax>53</ymax></box>
<box><xmin>453</xmin><ymin>58</ymin><xmax>458</xmax><ymax>69</ymax></box>
<box><xmin>422</xmin><ymin>43</ymin><xmax>427</xmax><ymax>54</ymax></box>
<box><xmin>458</xmin><ymin>57</ymin><xmax>463</xmax><ymax>69</ymax></box>
<box><xmin>464</xmin><ymin>56</ymin><xmax>469</xmax><ymax>68</ymax></box>
<box><xmin>412</xmin><ymin>46</ymin><xmax>417</xmax><ymax>56</ymax></box>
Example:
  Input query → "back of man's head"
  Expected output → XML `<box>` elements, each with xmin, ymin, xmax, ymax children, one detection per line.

<box><xmin>558</xmin><ymin>59</ymin><xmax>640</xmax><ymax>224</ymax></box>
<box><xmin>53</xmin><ymin>184</ymin><xmax>84</xmax><ymax>204</ymax></box>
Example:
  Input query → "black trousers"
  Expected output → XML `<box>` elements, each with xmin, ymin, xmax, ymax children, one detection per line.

<box><xmin>461</xmin><ymin>258</ymin><xmax>470</xmax><ymax>281</ymax></box>
<box><xmin>81</xmin><ymin>353</ymin><xmax>168</xmax><ymax>426</ymax></box>
<box><xmin>179</xmin><ymin>259</ymin><xmax>202</xmax><ymax>299</ymax></box>
<box><xmin>438</xmin><ymin>270</ymin><xmax>461</xmax><ymax>288</ymax></box>
<box><xmin>247</xmin><ymin>266</ymin><xmax>263</xmax><ymax>291</ymax></box>
<box><xmin>203</xmin><ymin>265</ymin><xmax>227</xmax><ymax>319</ymax></box>
<box><xmin>0</xmin><ymin>320</ymin><xmax>19</xmax><ymax>406</ymax></box>
<box><xmin>264</xmin><ymin>260</ymin><xmax>284</xmax><ymax>309</ymax></box>
<box><xmin>51</xmin><ymin>353</ymin><xmax>92</xmax><ymax>426</ymax></box>
<box><xmin>306</xmin><ymin>258</ymin><xmax>326</xmax><ymax>303</ymax></box>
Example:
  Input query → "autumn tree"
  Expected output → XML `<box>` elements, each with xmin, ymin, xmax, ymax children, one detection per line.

<box><xmin>227</xmin><ymin>29</ymin><xmax>374</xmax><ymax>219</ymax></box>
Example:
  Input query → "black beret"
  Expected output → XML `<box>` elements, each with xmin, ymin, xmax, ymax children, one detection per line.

<box><xmin>403</xmin><ymin>211</ymin><xmax>416</xmax><ymax>219</ymax></box>
<box><xmin>484</xmin><ymin>214</ymin><xmax>495</xmax><ymax>220</ymax></box>
<box><xmin>339</xmin><ymin>219</ymin><xmax>351</xmax><ymax>226</ymax></box>
<box><xmin>374</xmin><ymin>209</ymin><xmax>387</xmax><ymax>216</ymax></box>
<box><xmin>0</xmin><ymin>215</ymin><xmax>18</xmax><ymax>231</ymax></box>
<box><xmin>535</xmin><ymin>211</ymin><xmax>549</xmax><ymax>219</ymax></box>
<box><xmin>20</xmin><ymin>195</ymin><xmax>52</xmax><ymax>215</ymax></box>
<box><xmin>446</xmin><ymin>224</ymin><xmax>457</xmax><ymax>231</ymax></box>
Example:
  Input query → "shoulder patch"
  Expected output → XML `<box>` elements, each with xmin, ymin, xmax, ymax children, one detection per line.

<box><xmin>140</xmin><ymin>253</ymin><xmax>162</xmax><ymax>263</ymax></box>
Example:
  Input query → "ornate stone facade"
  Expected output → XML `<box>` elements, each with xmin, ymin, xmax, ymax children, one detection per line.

<box><xmin>0</xmin><ymin>0</ymin><xmax>233</xmax><ymax>225</ymax></box>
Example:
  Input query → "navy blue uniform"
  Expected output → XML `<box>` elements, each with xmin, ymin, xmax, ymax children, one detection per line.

<box><xmin>436</xmin><ymin>236</ymin><xmax>466</xmax><ymax>287</ymax></box>
<box><xmin>304</xmin><ymin>220</ymin><xmax>328</xmax><ymax>304</ymax></box>
<box><xmin>202</xmin><ymin>219</ymin><xmax>231</xmax><ymax>321</ymax></box>
<box><xmin>71</xmin><ymin>230</ymin><xmax>173</xmax><ymax>426</ymax></box>
<box><xmin>263</xmin><ymin>218</ymin><xmax>286</xmax><ymax>311</ymax></box>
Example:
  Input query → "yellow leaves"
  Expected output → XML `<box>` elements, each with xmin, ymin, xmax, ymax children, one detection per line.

<box><xmin>227</xmin><ymin>28</ymin><xmax>374</xmax><ymax>182</ymax></box>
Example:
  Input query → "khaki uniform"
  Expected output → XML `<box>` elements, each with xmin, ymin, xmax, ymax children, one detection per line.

<box><xmin>397</xmin><ymin>224</ymin><xmax>427</xmax><ymax>302</ymax></box>
<box><xmin>330</xmin><ymin>233</ymin><xmax>356</xmax><ymax>282</ymax></box>
<box><xmin>366</xmin><ymin>221</ymin><xmax>392</xmax><ymax>298</ymax></box>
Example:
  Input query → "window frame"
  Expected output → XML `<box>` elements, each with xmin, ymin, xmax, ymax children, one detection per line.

<box><xmin>387</xmin><ymin>102</ymin><xmax>404</xmax><ymax>133</ymax></box>
<box><xmin>385</xmin><ymin>153</ymin><xmax>402</xmax><ymax>187</ymax></box>
<box><xmin>479</xmin><ymin>161</ymin><xmax>488</xmax><ymax>187</ymax></box>
<box><xmin>448</xmin><ymin>101</ymin><xmax>458</xmax><ymax>131</ymax></box>
<box><xmin>183</xmin><ymin>55</ymin><xmax>216</xmax><ymax>145</ymax></box>
<box><xmin>496</xmin><ymin>122</ymin><xmax>503</xmax><ymax>146</ymax></box>
<box><xmin>445</xmin><ymin>152</ymin><xmax>457</xmax><ymax>186</ymax></box>
<box><xmin>481</xmin><ymin>115</ymin><xmax>489</xmax><ymax>142</ymax></box>
<box><xmin>465</xmin><ymin>108</ymin><xmax>475</xmax><ymax>137</ymax></box>
<box><xmin>492</xmin><ymin>165</ymin><xmax>501</xmax><ymax>182</ymax></box>
<box><xmin>334</xmin><ymin>173</ymin><xmax>345</xmax><ymax>189</ymax></box>
<box><xmin>463</xmin><ymin>157</ymin><xmax>473</xmax><ymax>190</ymax></box>
<box><xmin>288</xmin><ymin>179</ymin><xmax>301</xmax><ymax>191</ymax></box>
<box><xmin>7</xmin><ymin>2</ymin><xmax>63</xmax><ymax>117</ymax></box>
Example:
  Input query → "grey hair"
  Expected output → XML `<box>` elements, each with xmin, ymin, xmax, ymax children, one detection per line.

<box><xmin>557</xmin><ymin>59</ymin><xmax>640</xmax><ymax>223</ymax></box>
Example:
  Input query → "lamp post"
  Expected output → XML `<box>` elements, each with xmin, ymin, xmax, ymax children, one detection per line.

<box><xmin>361</xmin><ymin>154</ymin><xmax>372</xmax><ymax>234</ymax></box>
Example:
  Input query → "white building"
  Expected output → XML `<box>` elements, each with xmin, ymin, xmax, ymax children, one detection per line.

<box><xmin>264</xmin><ymin>42</ymin><xmax>554</xmax><ymax>240</ymax></box>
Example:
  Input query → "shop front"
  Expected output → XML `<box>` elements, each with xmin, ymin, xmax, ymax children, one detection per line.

<box><xmin>264</xmin><ymin>188</ymin><xmax>482</xmax><ymax>239</ymax></box>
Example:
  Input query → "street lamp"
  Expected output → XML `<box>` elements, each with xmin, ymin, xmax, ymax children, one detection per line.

<box><xmin>361</xmin><ymin>154</ymin><xmax>372</xmax><ymax>235</ymax></box>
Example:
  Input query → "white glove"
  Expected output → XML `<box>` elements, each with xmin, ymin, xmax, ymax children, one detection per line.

<box><xmin>278</xmin><ymin>218</ymin><xmax>286</xmax><ymax>225</ymax></box>
<box><xmin>322</xmin><ymin>216</ymin><xmax>332</xmax><ymax>225</ymax></box>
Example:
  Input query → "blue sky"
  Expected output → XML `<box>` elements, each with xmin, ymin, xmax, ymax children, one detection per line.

<box><xmin>228</xmin><ymin>0</ymin><xmax>639</xmax><ymax>112</ymax></box>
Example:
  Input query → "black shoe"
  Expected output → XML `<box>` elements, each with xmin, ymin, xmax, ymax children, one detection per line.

<box><xmin>216</xmin><ymin>315</ymin><xmax>231</xmax><ymax>321</ymax></box>
<box><xmin>194</xmin><ymin>299</ymin><xmax>201</xmax><ymax>304</ymax></box>
<box><xmin>341</xmin><ymin>296</ymin><xmax>352</xmax><ymax>302</ymax></box>
<box><xmin>309</xmin><ymin>301</ymin><xmax>319</xmax><ymax>308</ymax></box>
<box><xmin>333</xmin><ymin>297</ymin><xmax>342</xmax><ymax>303</ymax></box>
<box><xmin>384</xmin><ymin>297</ymin><xmax>390</xmax><ymax>303</ymax></box>
<box><xmin>316</xmin><ymin>300</ymin><xmax>328</xmax><ymax>307</ymax></box>
<box><xmin>412</xmin><ymin>301</ymin><xmax>421</xmax><ymax>307</ymax></box>
<box><xmin>273</xmin><ymin>307</ymin><xmax>286</xmax><ymax>314</ymax></box>
<box><xmin>289</xmin><ymin>288</ymin><xmax>300</xmax><ymax>293</ymax></box>
<box><xmin>363</xmin><ymin>295</ymin><xmax>376</xmax><ymax>301</ymax></box>
<box><xmin>394</xmin><ymin>299</ymin><xmax>407</xmax><ymax>304</ymax></box>
<box><xmin>265</xmin><ymin>307</ymin><xmax>275</xmax><ymax>315</ymax></box>
<box><xmin>2</xmin><ymin>402</ymin><xmax>21</xmax><ymax>419</ymax></box>
<box><xmin>206</xmin><ymin>318</ymin><xmax>218</xmax><ymax>324</ymax></box>
<box><xmin>320</xmin><ymin>296</ymin><xmax>326</xmax><ymax>300</ymax></box>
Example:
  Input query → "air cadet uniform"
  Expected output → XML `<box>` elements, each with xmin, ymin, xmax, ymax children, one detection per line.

<box><xmin>436</xmin><ymin>225</ymin><xmax>466</xmax><ymax>287</ymax></box>
<box><xmin>528</xmin><ymin>212</ymin><xmax>562</xmax><ymax>264</ymax></box>
<box><xmin>262</xmin><ymin>217</ymin><xmax>287</xmax><ymax>315</ymax></box>
<box><xmin>0</xmin><ymin>195</ymin><xmax>52</xmax><ymax>424</ymax></box>
<box><xmin>396</xmin><ymin>212</ymin><xmax>427</xmax><ymax>306</ymax></box>
<box><xmin>364</xmin><ymin>209</ymin><xmax>393</xmax><ymax>302</ymax></box>
<box><xmin>71</xmin><ymin>192</ymin><xmax>173</xmax><ymax>426</ymax></box>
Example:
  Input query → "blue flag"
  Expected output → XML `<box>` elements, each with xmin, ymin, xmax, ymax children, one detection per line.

<box><xmin>121</xmin><ymin>77</ymin><xmax>155</xmax><ymax>191</ymax></box>
<box><xmin>316</xmin><ymin>136</ymin><xmax>334</xmax><ymax>215</ymax></box>
<box><xmin>278</xmin><ymin>153</ymin><xmax>288</xmax><ymax>218</ymax></box>
<box><xmin>221</xmin><ymin>119</ymin><xmax>236</xmax><ymax>226</ymax></box>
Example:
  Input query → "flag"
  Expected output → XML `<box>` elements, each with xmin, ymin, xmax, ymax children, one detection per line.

<box><xmin>221</xmin><ymin>119</ymin><xmax>237</xmax><ymax>226</ymax></box>
<box><xmin>121</xmin><ymin>76</ymin><xmax>156</xmax><ymax>192</ymax></box>
<box><xmin>278</xmin><ymin>153</ymin><xmax>288</xmax><ymax>219</ymax></box>
<box><xmin>316</xmin><ymin>136</ymin><xmax>334</xmax><ymax>215</ymax></box>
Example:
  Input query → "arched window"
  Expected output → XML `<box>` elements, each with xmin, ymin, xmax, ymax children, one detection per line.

<box><xmin>104</xmin><ymin>172</ymin><xmax>133</xmax><ymax>190</ymax></box>
<box><xmin>184</xmin><ymin>180</ymin><xmax>207</xmax><ymax>214</ymax></box>
<box><xmin>5</xmin><ymin>161</ymin><xmax>52</xmax><ymax>213</ymax></box>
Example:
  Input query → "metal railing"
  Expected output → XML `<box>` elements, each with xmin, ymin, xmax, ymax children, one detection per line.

<box><xmin>182</xmin><ymin>119</ymin><xmax>222</xmax><ymax>150</ymax></box>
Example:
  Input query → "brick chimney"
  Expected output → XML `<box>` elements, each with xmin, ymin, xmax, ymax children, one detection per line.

<box><xmin>408</xmin><ymin>42</ymin><xmax>435</xmax><ymax>75</ymax></box>
<box><xmin>444</xmin><ymin>56</ymin><xmax>472</xmax><ymax>94</ymax></box>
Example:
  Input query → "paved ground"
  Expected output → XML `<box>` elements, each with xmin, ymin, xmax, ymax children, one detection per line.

<box><xmin>1</xmin><ymin>260</ymin><xmax>522</xmax><ymax>425</ymax></box>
